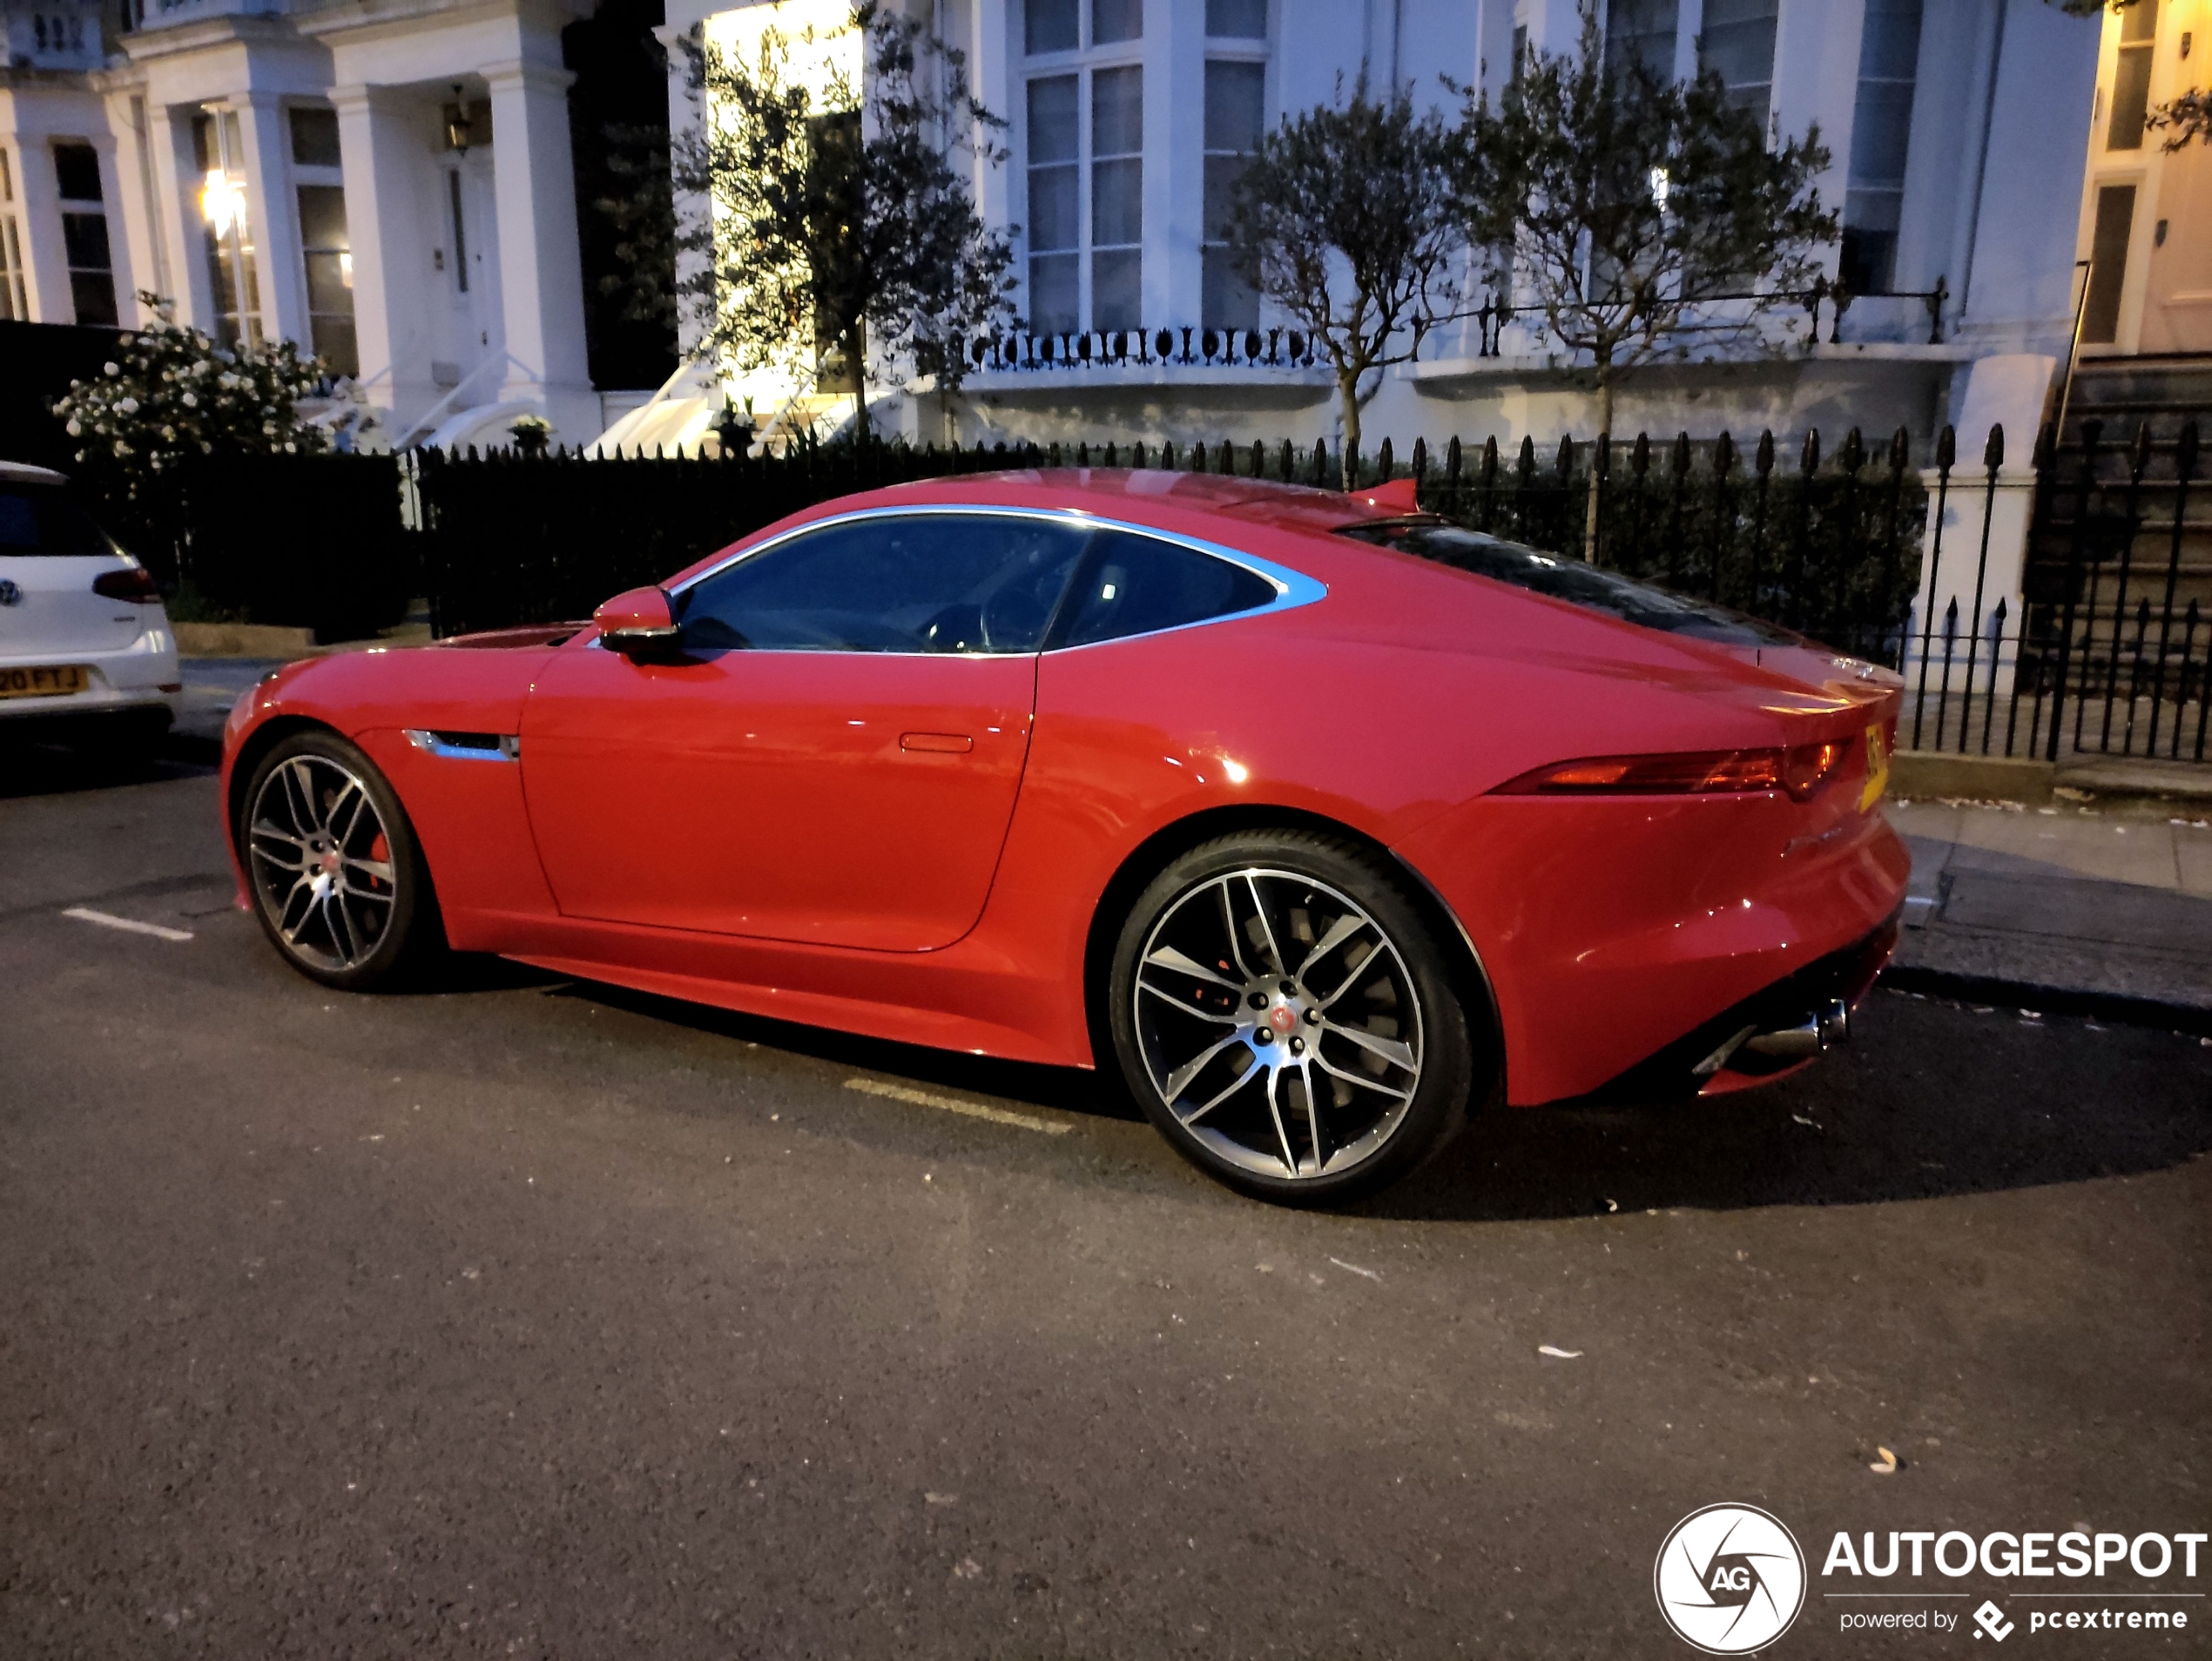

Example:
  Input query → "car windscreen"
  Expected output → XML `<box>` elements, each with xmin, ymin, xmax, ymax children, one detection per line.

<box><xmin>1335</xmin><ymin>519</ymin><xmax>1797</xmax><ymax>646</ymax></box>
<box><xmin>0</xmin><ymin>487</ymin><xmax>125</xmax><ymax>558</ymax></box>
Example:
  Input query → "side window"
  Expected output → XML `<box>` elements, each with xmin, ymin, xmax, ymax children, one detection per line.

<box><xmin>1057</xmin><ymin>529</ymin><xmax>1277</xmax><ymax>647</ymax></box>
<box><xmin>676</xmin><ymin>514</ymin><xmax>1089</xmax><ymax>655</ymax></box>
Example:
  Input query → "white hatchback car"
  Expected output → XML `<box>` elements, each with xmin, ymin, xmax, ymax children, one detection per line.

<box><xmin>0</xmin><ymin>460</ymin><xmax>181</xmax><ymax>753</ymax></box>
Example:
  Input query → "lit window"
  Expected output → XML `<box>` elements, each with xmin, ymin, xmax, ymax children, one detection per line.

<box><xmin>192</xmin><ymin>109</ymin><xmax>263</xmax><ymax>349</ymax></box>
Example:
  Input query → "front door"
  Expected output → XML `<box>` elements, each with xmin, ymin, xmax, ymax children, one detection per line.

<box><xmin>519</xmin><ymin>510</ymin><xmax>1090</xmax><ymax>953</ymax></box>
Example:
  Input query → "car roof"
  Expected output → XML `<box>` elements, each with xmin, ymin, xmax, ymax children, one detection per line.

<box><xmin>0</xmin><ymin>461</ymin><xmax>70</xmax><ymax>487</ymax></box>
<box><xmin>846</xmin><ymin>467</ymin><xmax>1411</xmax><ymax>537</ymax></box>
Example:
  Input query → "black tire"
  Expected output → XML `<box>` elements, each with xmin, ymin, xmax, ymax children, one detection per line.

<box><xmin>239</xmin><ymin>729</ymin><xmax>445</xmax><ymax>990</ymax></box>
<box><xmin>1107</xmin><ymin>829</ymin><xmax>1480</xmax><ymax>1205</ymax></box>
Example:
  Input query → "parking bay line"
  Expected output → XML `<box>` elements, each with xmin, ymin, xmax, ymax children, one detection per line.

<box><xmin>62</xmin><ymin>907</ymin><xmax>194</xmax><ymax>942</ymax></box>
<box><xmin>842</xmin><ymin>1077</ymin><xmax>1072</xmax><ymax>1136</ymax></box>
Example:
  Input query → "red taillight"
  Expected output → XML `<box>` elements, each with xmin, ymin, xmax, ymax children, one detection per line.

<box><xmin>1496</xmin><ymin>739</ymin><xmax>1850</xmax><ymax>802</ymax></box>
<box><xmin>92</xmin><ymin>566</ymin><xmax>161</xmax><ymax>603</ymax></box>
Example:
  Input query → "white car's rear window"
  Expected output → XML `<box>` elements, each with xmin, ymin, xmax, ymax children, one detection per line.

<box><xmin>0</xmin><ymin>487</ymin><xmax>122</xmax><ymax>558</ymax></box>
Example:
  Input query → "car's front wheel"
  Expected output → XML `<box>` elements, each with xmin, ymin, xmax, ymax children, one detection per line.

<box><xmin>239</xmin><ymin>731</ymin><xmax>443</xmax><ymax>989</ymax></box>
<box><xmin>1108</xmin><ymin>830</ymin><xmax>1479</xmax><ymax>1205</ymax></box>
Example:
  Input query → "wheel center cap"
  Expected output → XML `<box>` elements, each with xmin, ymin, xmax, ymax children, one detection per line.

<box><xmin>1268</xmin><ymin>1004</ymin><xmax>1298</xmax><ymax>1034</ymax></box>
<box><xmin>318</xmin><ymin>849</ymin><xmax>341</xmax><ymax>876</ymax></box>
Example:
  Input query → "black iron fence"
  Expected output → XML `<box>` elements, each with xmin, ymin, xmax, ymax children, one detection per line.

<box><xmin>68</xmin><ymin>418</ymin><xmax>2212</xmax><ymax>766</ymax></box>
<box><xmin>1908</xmin><ymin>417</ymin><xmax>2209</xmax><ymax>766</ymax></box>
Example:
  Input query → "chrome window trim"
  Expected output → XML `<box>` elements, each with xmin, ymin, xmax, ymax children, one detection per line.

<box><xmin>403</xmin><ymin>728</ymin><xmax>519</xmax><ymax>761</ymax></box>
<box><xmin>664</xmin><ymin>503</ymin><xmax>1328</xmax><ymax>656</ymax></box>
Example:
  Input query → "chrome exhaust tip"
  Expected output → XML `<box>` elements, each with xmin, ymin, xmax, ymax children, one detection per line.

<box><xmin>1742</xmin><ymin>997</ymin><xmax>1850</xmax><ymax>1060</ymax></box>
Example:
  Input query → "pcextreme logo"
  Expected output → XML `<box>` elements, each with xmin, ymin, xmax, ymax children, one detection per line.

<box><xmin>1654</xmin><ymin>1503</ymin><xmax>1809</xmax><ymax>1654</ymax></box>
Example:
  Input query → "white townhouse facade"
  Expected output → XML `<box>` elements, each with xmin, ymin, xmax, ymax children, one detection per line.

<box><xmin>0</xmin><ymin>0</ymin><xmax>611</xmax><ymax>449</ymax></box>
<box><xmin>3</xmin><ymin>0</ymin><xmax>2195</xmax><ymax>461</ymax></box>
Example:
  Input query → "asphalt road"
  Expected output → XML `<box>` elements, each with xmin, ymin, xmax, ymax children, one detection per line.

<box><xmin>3</xmin><ymin>745</ymin><xmax>2209</xmax><ymax>1658</ymax></box>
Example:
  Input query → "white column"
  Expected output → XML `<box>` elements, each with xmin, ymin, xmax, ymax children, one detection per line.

<box><xmin>145</xmin><ymin>104</ymin><xmax>212</xmax><ymax>329</ymax></box>
<box><xmin>655</xmin><ymin>18</ymin><xmax>710</xmax><ymax>361</ymax></box>
<box><xmin>12</xmin><ymin>132</ymin><xmax>75</xmax><ymax>323</ymax></box>
<box><xmin>480</xmin><ymin>57</ymin><xmax>597</xmax><ymax>444</ymax></box>
<box><xmin>332</xmin><ymin>83</ymin><xmax>435</xmax><ymax>437</ymax></box>
<box><xmin>235</xmin><ymin>91</ymin><xmax>310</xmax><ymax>351</ymax></box>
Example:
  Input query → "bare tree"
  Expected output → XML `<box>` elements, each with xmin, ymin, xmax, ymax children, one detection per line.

<box><xmin>1224</xmin><ymin>80</ymin><xmax>1467</xmax><ymax>487</ymax></box>
<box><xmin>1455</xmin><ymin>8</ymin><xmax>1834</xmax><ymax>553</ymax></box>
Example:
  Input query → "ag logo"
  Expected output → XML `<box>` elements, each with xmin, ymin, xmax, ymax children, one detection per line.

<box><xmin>1655</xmin><ymin>1503</ymin><xmax>1807</xmax><ymax>1653</ymax></box>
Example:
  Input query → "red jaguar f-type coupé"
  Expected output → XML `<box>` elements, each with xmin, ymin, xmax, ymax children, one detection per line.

<box><xmin>221</xmin><ymin>469</ymin><xmax>1906</xmax><ymax>1203</ymax></box>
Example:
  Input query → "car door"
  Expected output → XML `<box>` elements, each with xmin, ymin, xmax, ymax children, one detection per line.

<box><xmin>519</xmin><ymin>510</ymin><xmax>1090</xmax><ymax>953</ymax></box>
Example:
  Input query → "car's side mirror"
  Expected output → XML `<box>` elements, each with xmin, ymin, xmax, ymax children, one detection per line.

<box><xmin>595</xmin><ymin>586</ymin><xmax>680</xmax><ymax>658</ymax></box>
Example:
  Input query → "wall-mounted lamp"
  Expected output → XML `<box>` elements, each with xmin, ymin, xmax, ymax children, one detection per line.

<box><xmin>444</xmin><ymin>84</ymin><xmax>473</xmax><ymax>153</ymax></box>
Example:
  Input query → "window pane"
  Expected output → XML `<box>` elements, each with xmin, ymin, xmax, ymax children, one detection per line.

<box><xmin>53</xmin><ymin>142</ymin><xmax>102</xmax><ymax>203</ymax></box>
<box><xmin>1092</xmin><ymin>248</ymin><xmax>1141</xmax><ymax>329</ymax></box>
<box><xmin>69</xmin><ymin>269</ymin><xmax>118</xmax><ymax>327</ymax></box>
<box><xmin>290</xmin><ymin>107</ymin><xmax>342</xmax><ymax>167</ymax></box>
<box><xmin>1847</xmin><ymin>82</ymin><xmax>1914</xmax><ymax>187</ymax></box>
<box><xmin>2121</xmin><ymin>0</ymin><xmax>2157</xmax><ymax>44</ymax></box>
<box><xmin>61</xmin><ymin>210</ymin><xmax>111</xmax><ymax>271</ymax></box>
<box><xmin>1838</xmin><ymin>225</ymin><xmax>1898</xmax><ymax>297</ymax></box>
<box><xmin>1093</xmin><ymin>155</ymin><xmax>1142</xmax><ymax>245</ymax></box>
<box><xmin>1858</xmin><ymin>0</ymin><xmax>1922</xmax><ymax>79</ymax></box>
<box><xmin>1030</xmin><ymin>251</ymin><xmax>1079</xmax><ymax>331</ymax></box>
<box><xmin>1025</xmin><ymin>0</ymin><xmax>1077</xmax><ymax>54</ymax></box>
<box><xmin>2109</xmin><ymin>45</ymin><xmax>2153</xmax><ymax>149</ymax></box>
<box><xmin>1202</xmin><ymin>246</ymin><xmax>1258</xmax><ymax>330</ymax></box>
<box><xmin>1027</xmin><ymin>161</ymin><xmax>1079</xmax><ymax>251</ymax></box>
<box><xmin>1027</xmin><ymin>74</ymin><xmax>1079</xmax><ymax>164</ymax></box>
<box><xmin>1204</xmin><ymin>60</ymin><xmax>1265</xmax><ymax>152</ymax></box>
<box><xmin>678</xmin><ymin>516</ymin><xmax>1090</xmax><ymax>655</ymax></box>
<box><xmin>2080</xmin><ymin>184</ymin><xmax>2134</xmax><ymax>344</ymax></box>
<box><xmin>1059</xmin><ymin>530</ymin><xmax>1275</xmax><ymax>647</ymax></box>
<box><xmin>1204</xmin><ymin>0</ymin><xmax>1266</xmax><ymax>38</ymax></box>
<box><xmin>1606</xmin><ymin>0</ymin><xmax>1676</xmax><ymax>78</ymax></box>
<box><xmin>1203</xmin><ymin>153</ymin><xmax>1247</xmax><ymax>241</ymax></box>
<box><xmin>1092</xmin><ymin>0</ymin><xmax>1141</xmax><ymax>44</ymax></box>
<box><xmin>1092</xmin><ymin>65</ymin><xmax>1143</xmax><ymax>157</ymax></box>
<box><xmin>309</xmin><ymin>313</ymin><xmax>358</xmax><ymax>378</ymax></box>
<box><xmin>304</xmin><ymin>248</ymin><xmax>353</xmax><ymax>314</ymax></box>
<box><xmin>297</xmin><ymin>184</ymin><xmax>349</xmax><ymax>250</ymax></box>
<box><xmin>1700</xmin><ymin>0</ymin><xmax>1777</xmax><ymax>114</ymax></box>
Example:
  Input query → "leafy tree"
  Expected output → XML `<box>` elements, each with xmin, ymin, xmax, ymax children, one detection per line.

<box><xmin>2147</xmin><ymin>86</ymin><xmax>2209</xmax><ymax>150</ymax></box>
<box><xmin>1454</xmin><ymin>6</ymin><xmax>1834</xmax><ymax>552</ymax></box>
<box><xmin>1223</xmin><ymin>81</ymin><xmax>1466</xmax><ymax>487</ymax></box>
<box><xmin>1456</xmin><ymin>8</ymin><xmax>1835</xmax><ymax>442</ymax></box>
<box><xmin>671</xmin><ymin>3</ymin><xmax>1016</xmax><ymax>442</ymax></box>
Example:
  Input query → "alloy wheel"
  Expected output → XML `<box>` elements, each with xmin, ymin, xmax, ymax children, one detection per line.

<box><xmin>1132</xmin><ymin>867</ymin><xmax>1425</xmax><ymax>1181</ymax></box>
<box><xmin>246</xmin><ymin>753</ymin><xmax>398</xmax><ymax>972</ymax></box>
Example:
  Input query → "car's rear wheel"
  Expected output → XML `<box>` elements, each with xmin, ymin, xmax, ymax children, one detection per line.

<box><xmin>240</xmin><ymin>731</ymin><xmax>442</xmax><ymax>989</ymax></box>
<box><xmin>1108</xmin><ymin>830</ymin><xmax>1478</xmax><ymax>1205</ymax></box>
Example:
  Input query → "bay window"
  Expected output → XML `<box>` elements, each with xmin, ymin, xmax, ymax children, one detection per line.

<box><xmin>1022</xmin><ymin>0</ymin><xmax>1144</xmax><ymax>334</ymax></box>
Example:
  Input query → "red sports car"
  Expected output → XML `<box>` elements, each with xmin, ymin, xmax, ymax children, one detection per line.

<box><xmin>221</xmin><ymin>469</ymin><xmax>1906</xmax><ymax>1203</ymax></box>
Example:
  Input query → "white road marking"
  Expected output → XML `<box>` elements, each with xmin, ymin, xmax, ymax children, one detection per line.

<box><xmin>63</xmin><ymin>907</ymin><xmax>192</xmax><ymax>942</ymax></box>
<box><xmin>1328</xmin><ymin>1257</ymin><xmax>1383</xmax><ymax>1282</ymax></box>
<box><xmin>842</xmin><ymin>1077</ymin><xmax>1072</xmax><ymax>1136</ymax></box>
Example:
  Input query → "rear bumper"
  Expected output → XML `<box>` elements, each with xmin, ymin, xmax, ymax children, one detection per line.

<box><xmin>1577</xmin><ymin>911</ymin><xmax>1899</xmax><ymax>1103</ymax></box>
<box><xmin>1394</xmin><ymin>790</ymin><xmax>1912</xmax><ymax>1105</ymax></box>
<box><xmin>0</xmin><ymin>631</ymin><xmax>182</xmax><ymax>727</ymax></box>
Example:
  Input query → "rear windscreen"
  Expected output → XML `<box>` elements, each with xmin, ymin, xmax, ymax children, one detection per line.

<box><xmin>1336</xmin><ymin>519</ymin><xmax>1797</xmax><ymax>646</ymax></box>
<box><xmin>0</xmin><ymin>488</ymin><xmax>124</xmax><ymax>558</ymax></box>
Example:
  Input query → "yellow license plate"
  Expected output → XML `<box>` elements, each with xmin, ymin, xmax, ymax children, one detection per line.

<box><xmin>0</xmin><ymin>665</ymin><xmax>89</xmax><ymax>699</ymax></box>
<box><xmin>1859</xmin><ymin>721</ymin><xmax>1890</xmax><ymax>811</ymax></box>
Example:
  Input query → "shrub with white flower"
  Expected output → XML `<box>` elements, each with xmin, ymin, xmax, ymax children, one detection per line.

<box><xmin>53</xmin><ymin>294</ymin><xmax>333</xmax><ymax>494</ymax></box>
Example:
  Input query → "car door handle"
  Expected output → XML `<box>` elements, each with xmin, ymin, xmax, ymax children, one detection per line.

<box><xmin>900</xmin><ymin>732</ymin><xmax>973</xmax><ymax>753</ymax></box>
